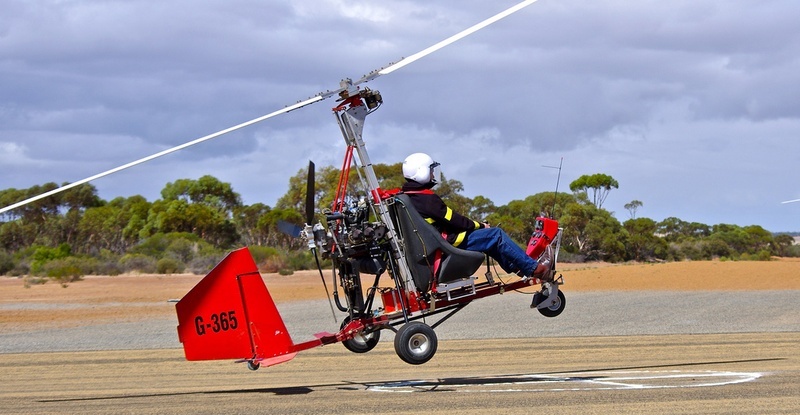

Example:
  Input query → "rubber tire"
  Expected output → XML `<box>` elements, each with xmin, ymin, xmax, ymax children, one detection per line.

<box><xmin>340</xmin><ymin>316</ymin><xmax>381</xmax><ymax>354</ymax></box>
<box><xmin>394</xmin><ymin>322</ymin><xmax>438</xmax><ymax>365</ymax></box>
<box><xmin>535</xmin><ymin>290</ymin><xmax>566</xmax><ymax>318</ymax></box>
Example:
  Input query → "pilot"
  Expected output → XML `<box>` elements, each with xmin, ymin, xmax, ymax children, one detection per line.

<box><xmin>400</xmin><ymin>152</ymin><xmax>550</xmax><ymax>282</ymax></box>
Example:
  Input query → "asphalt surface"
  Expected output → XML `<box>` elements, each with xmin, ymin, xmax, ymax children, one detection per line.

<box><xmin>2</xmin><ymin>333</ymin><xmax>798</xmax><ymax>414</ymax></box>
<box><xmin>2</xmin><ymin>289</ymin><xmax>799</xmax><ymax>414</ymax></box>
<box><xmin>2</xmin><ymin>290</ymin><xmax>798</xmax><ymax>353</ymax></box>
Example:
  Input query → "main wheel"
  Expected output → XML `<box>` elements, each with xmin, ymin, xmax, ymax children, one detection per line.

<box><xmin>533</xmin><ymin>290</ymin><xmax>566</xmax><ymax>318</ymax></box>
<box><xmin>394</xmin><ymin>322</ymin><xmax>438</xmax><ymax>365</ymax></box>
<box><xmin>340</xmin><ymin>316</ymin><xmax>381</xmax><ymax>353</ymax></box>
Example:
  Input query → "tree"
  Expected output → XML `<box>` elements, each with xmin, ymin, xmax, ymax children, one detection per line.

<box><xmin>487</xmin><ymin>192</ymin><xmax>575</xmax><ymax>244</ymax></box>
<box><xmin>148</xmin><ymin>177</ymin><xmax>241</xmax><ymax>248</ymax></box>
<box><xmin>657</xmin><ymin>217</ymin><xmax>687</xmax><ymax>242</ymax></box>
<box><xmin>623</xmin><ymin>217</ymin><xmax>668</xmax><ymax>261</ymax></box>
<box><xmin>0</xmin><ymin>220</ymin><xmax>37</xmax><ymax>251</ymax></box>
<box><xmin>234</xmin><ymin>203</ymin><xmax>272</xmax><ymax>246</ymax></box>
<box><xmin>161</xmin><ymin>175</ymin><xmax>241</xmax><ymax>215</ymax></box>
<box><xmin>259</xmin><ymin>208</ymin><xmax>305</xmax><ymax>249</ymax></box>
<box><xmin>60</xmin><ymin>183</ymin><xmax>102</xmax><ymax>212</ymax></box>
<box><xmin>276</xmin><ymin>165</ymin><xmax>333</xmax><ymax>217</ymax></box>
<box><xmin>116</xmin><ymin>196</ymin><xmax>152</xmax><ymax>249</ymax></box>
<box><xmin>657</xmin><ymin>217</ymin><xmax>710</xmax><ymax>242</ymax></box>
<box><xmin>624</xmin><ymin>200</ymin><xmax>643</xmax><ymax>219</ymax></box>
<box><xmin>468</xmin><ymin>196</ymin><xmax>496</xmax><ymax>222</ymax></box>
<box><xmin>277</xmin><ymin>162</ymin><xmax>472</xmax><ymax>220</ymax></box>
<box><xmin>773</xmin><ymin>234</ymin><xmax>795</xmax><ymax>257</ymax></box>
<box><xmin>488</xmin><ymin>198</ymin><xmax>538</xmax><ymax>243</ymax></box>
<box><xmin>435</xmin><ymin>173</ymin><xmax>472</xmax><ymax>217</ymax></box>
<box><xmin>6</xmin><ymin>183</ymin><xmax>60</xmax><ymax>224</ymax></box>
<box><xmin>78</xmin><ymin>204</ymin><xmax>123</xmax><ymax>253</ymax></box>
<box><xmin>569</xmin><ymin>173</ymin><xmax>619</xmax><ymax>209</ymax></box>
<box><xmin>559</xmin><ymin>201</ymin><xmax>625</xmax><ymax>261</ymax></box>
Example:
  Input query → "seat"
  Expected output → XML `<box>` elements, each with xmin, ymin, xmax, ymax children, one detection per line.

<box><xmin>389</xmin><ymin>194</ymin><xmax>485</xmax><ymax>292</ymax></box>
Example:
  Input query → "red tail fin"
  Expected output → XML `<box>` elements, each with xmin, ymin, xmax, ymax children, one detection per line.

<box><xmin>175</xmin><ymin>248</ymin><xmax>296</xmax><ymax>364</ymax></box>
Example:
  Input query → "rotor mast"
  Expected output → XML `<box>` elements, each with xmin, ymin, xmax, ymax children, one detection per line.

<box><xmin>332</xmin><ymin>80</ymin><xmax>417</xmax><ymax>293</ymax></box>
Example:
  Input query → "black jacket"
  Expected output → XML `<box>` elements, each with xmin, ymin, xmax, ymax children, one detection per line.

<box><xmin>400</xmin><ymin>180</ymin><xmax>485</xmax><ymax>247</ymax></box>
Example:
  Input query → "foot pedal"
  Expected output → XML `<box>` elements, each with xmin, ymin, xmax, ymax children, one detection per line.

<box><xmin>484</xmin><ymin>270</ymin><xmax>495</xmax><ymax>285</ymax></box>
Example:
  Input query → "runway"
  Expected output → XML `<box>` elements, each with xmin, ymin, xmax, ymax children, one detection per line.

<box><xmin>2</xmin><ymin>333</ymin><xmax>798</xmax><ymax>414</ymax></box>
<box><xmin>2</xmin><ymin>273</ymin><xmax>799</xmax><ymax>414</ymax></box>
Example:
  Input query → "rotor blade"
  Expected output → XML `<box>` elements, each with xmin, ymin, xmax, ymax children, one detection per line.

<box><xmin>306</xmin><ymin>161</ymin><xmax>316</xmax><ymax>224</ymax></box>
<box><xmin>0</xmin><ymin>94</ymin><xmax>330</xmax><ymax>215</ymax></box>
<box><xmin>1</xmin><ymin>1</ymin><xmax>537</xmax><ymax>214</ymax></box>
<box><xmin>355</xmin><ymin>0</ymin><xmax>539</xmax><ymax>85</ymax></box>
<box><xmin>781</xmin><ymin>199</ymin><xmax>800</xmax><ymax>204</ymax></box>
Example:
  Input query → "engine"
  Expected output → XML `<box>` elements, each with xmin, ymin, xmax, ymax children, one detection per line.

<box><xmin>316</xmin><ymin>196</ymin><xmax>392</xmax><ymax>316</ymax></box>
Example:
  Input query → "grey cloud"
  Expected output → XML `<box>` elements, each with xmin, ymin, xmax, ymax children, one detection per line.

<box><xmin>2</xmin><ymin>0</ymin><xmax>799</xmax><ymax>231</ymax></box>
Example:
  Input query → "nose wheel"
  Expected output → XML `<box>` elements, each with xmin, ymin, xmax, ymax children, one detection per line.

<box><xmin>531</xmin><ymin>284</ymin><xmax>566</xmax><ymax>317</ymax></box>
<box><xmin>394</xmin><ymin>322</ymin><xmax>438</xmax><ymax>365</ymax></box>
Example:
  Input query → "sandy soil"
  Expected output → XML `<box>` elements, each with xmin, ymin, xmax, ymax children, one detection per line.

<box><xmin>2</xmin><ymin>258</ymin><xmax>798</xmax><ymax>331</ymax></box>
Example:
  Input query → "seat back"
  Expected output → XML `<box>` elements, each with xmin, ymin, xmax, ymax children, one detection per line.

<box><xmin>389</xmin><ymin>194</ymin><xmax>485</xmax><ymax>291</ymax></box>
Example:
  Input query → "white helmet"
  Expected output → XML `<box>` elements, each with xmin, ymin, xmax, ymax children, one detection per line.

<box><xmin>403</xmin><ymin>153</ymin><xmax>440</xmax><ymax>184</ymax></box>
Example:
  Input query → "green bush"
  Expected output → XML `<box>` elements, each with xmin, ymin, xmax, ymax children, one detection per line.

<box><xmin>556</xmin><ymin>251</ymin><xmax>583</xmax><ymax>263</ymax></box>
<box><xmin>740</xmin><ymin>250</ymin><xmax>772</xmax><ymax>261</ymax></box>
<box><xmin>130</xmin><ymin>232</ymin><xmax>199</xmax><ymax>259</ymax></box>
<box><xmin>29</xmin><ymin>243</ymin><xmax>72</xmax><ymax>275</ymax></box>
<box><xmin>248</xmin><ymin>245</ymin><xmax>280</xmax><ymax>262</ymax></box>
<box><xmin>23</xmin><ymin>275</ymin><xmax>48</xmax><ymax>288</ymax></box>
<box><xmin>665</xmin><ymin>244</ymin><xmax>684</xmax><ymax>261</ymax></box>
<box><xmin>248</xmin><ymin>245</ymin><xmax>282</xmax><ymax>273</ymax></box>
<box><xmin>94</xmin><ymin>259</ymin><xmax>123</xmax><ymax>276</ymax></box>
<box><xmin>35</xmin><ymin>255</ymin><xmax>121</xmax><ymax>277</ymax></box>
<box><xmin>285</xmin><ymin>250</ymin><xmax>313</xmax><ymax>271</ymax></box>
<box><xmin>156</xmin><ymin>257</ymin><xmax>185</xmax><ymax>274</ymax></box>
<box><xmin>42</xmin><ymin>257</ymin><xmax>86</xmax><ymax>287</ymax></box>
<box><xmin>0</xmin><ymin>250</ymin><xmax>14</xmax><ymax>275</ymax></box>
<box><xmin>165</xmin><ymin>237</ymin><xmax>196</xmax><ymax>263</ymax></box>
<box><xmin>119</xmin><ymin>254</ymin><xmax>157</xmax><ymax>273</ymax></box>
<box><xmin>188</xmin><ymin>254</ymin><xmax>224</xmax><ymax>274</ymax></box>
<box><xmin>701</xmin><ymin>238</ymin><xmax>733</xmax><ymax>259</ymax></box>
<box><xmin>678</xmin><ymin>241</ymin><xmax>703</xmax><ymax>260</ymax></box>
<box><xmin>9</xmin><ymin>261</ymin><xmax>29</xmax><ymax>277</ymax></box>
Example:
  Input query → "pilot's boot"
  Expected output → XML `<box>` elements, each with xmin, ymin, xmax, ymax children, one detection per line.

<box><xmin>531</xmin><ymin>259</ymin><xmax>554</xmax><ymax>282</ymax></box>
<box><xmin>520</xmin><ymin>260</ymin><xmax>552</xmax><ymax>282</ymax></box>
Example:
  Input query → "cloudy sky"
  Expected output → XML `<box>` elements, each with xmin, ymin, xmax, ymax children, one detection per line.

<box><xmin>2</xmin><ymin>0</ymin><xmax>799</xmax><ymax>232</ymax></box>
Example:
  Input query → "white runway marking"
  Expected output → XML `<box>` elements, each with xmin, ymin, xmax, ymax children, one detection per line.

<box><xmin>366</xmin><ymin>370</ymin><xmax>763</xmax><ymax>393</ymax></box>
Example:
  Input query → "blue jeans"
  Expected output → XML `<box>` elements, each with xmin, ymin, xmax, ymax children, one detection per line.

<box><xmin>461</xmin><ymin>227</ymin><xmax>537</xmax><ymax>276</ymax></box>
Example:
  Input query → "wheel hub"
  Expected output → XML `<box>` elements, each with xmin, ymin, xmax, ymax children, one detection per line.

<box><xmin>408</xmin><ymin>333</ymin><xmax>430</xmax><ymax>355</ymax></box>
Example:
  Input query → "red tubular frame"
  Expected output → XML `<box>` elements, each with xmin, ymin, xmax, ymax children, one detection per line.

<box><xmin>332</xmin><ymin>145</ymin><xmax>354</xmax><ymax>214</ymax></box>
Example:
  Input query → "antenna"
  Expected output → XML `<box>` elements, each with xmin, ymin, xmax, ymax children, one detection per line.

<box><xmin>542</xmin><ymin>157</ymin><xmax>563</xmax><ymax>218</ymax></box>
